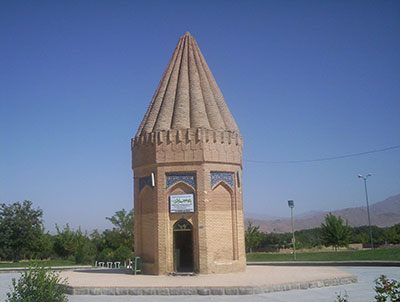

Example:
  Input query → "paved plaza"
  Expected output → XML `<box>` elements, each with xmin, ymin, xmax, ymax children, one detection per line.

<box><xmin>1</xmin><ymin>266</ymin><xmax>399</xmax><ymax>301</ymax></box>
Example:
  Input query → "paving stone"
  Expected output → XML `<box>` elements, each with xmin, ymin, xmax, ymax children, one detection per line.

<box><xmin>115</xmin><ymin>288</ymin><xmax>128</xmax><ymax>295</ymax></box>
<box><xmin>210</xmin><ymin>288</ymin><xmax>224</xmax><ymax>295</ymax></box>
<box><xmin>300</xmin><ymin>282</ymin><xmax>309</xmax><ymax>289</ymax></box>
<box><xmin>197</xmin><ymin>288</ymin><xmax>210</xmax><ymax>295</ymax></box>
<box><xmin>128</xmin><ymin>288</ymin><xmax>142</xmax><ymax>295</ymax></box>
<box><xmin>89</xmin><ymin>288</ymin><xmax>101</xmax><ymax>295</ymax></box>
<box><xmin>66</xmin><ymin>286</ymin><xmax>74</xmax><ymax>295</ymax></box>
<box><xmin>73</xmin><ymin>288</ymin><xmax>89</xmax><ymax>295</ymax></box>
<box><xmin>183</xmin><ymin>288</ymin><xmax>197</xmax><ymax>295</ymax></box>
<box><xmin>169</xmin><ymin>288</ymin><xmax>184</xmax><ymax>295</ymax></box>
<box><xmin>142</xmin><ymin>288</ymin><xmax>156</xmax><ymax>295</ymax></box>
<box><xmin>225</xmin><ymin>288</ymin><xmax>239</xmax><ymax>295</ymax></box>
<box><xmin>239</xmin><ymin>287</ymin><xmax>253</xmax><ymax>295</ymax></box>
<box><xmin>253</xmin><ymin>287</ymin><xmax>263</xmax><ymax>294</ymax></box>
<box><xmin>156</xmin><ymin>288</ymin><xmax>169</xmax><ymax>295</ymax></box>
<box><xmin>102</xmin><ymin>288</ymin><xmax>115</xmax><ymax>295</ymax></box>
<box><xmin>324</xmin><ymin>279</ymin><xmax>334</xmax><ymax>286</ymax></box>
<box><xmin>309</xmin><ymin>281</ymin><xmax>318</xmax><ymax>288</ymax></box>
<box><xmin>281</xmin><ymin>284</ymin><xmax>291</xmax><ymax>291</ymax></box>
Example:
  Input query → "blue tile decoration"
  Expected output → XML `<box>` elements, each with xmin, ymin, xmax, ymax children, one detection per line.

<box><xmin>166</xmin><ymin>173</ymin><xmax>196</xmax><ymax>190</ymax></box>
<box><xmin>139</xmin><ymin>175</ymin><xmax>153</xmax><ymax>192</ymax></box>
<box><xmin>211</xmin><ymin>172</ymin><xmax>234</xmax><ymax>189</ymax></box>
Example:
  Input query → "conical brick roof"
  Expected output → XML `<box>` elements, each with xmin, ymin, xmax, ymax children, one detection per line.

<box><xmin>136</xmin><ymin>32</ymin><xmax>239</xmax><ymax>137</ymax></box>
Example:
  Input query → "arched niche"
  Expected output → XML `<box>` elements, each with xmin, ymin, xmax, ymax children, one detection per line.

<box><xmin>210</xmin><ymin>181</ymin><xmax>233</xmax><ymax>210</ymax></box>
<box><xmin>212</xmin><ymin>180</ymin><xmax>234</xmax><ymax>193</ymax></box>
<box><xmin>168</xmin><ymin>181</ymin><xmax>195</xmax><ymax>195</ymax></box>
<box><xmin>137</xmin><ymin>185</ymin><xmax>155</xmax><ymax>263</ymax></box>
<box><xmin>209</xmin><ymin>181</ymin><xmax>235</xmax><ymax>261</ymax></box>
<box><xmin>139</xmin><ymin>185</ymin><xmax>155</xmax><ymax>214</ymax></box>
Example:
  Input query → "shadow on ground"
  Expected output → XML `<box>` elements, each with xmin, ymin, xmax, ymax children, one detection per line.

<box><xmin>74</xmin><ymin>268</ymin><xmax>130</xmax><ymax>275</ymax></box>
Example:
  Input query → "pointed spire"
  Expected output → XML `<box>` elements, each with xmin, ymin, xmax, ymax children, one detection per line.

<box><xmin>136</xmin><ymin>32</ymin><xmax>239</xmax><ymax>137</ymax></box>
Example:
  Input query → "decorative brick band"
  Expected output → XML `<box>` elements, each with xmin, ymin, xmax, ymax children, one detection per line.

<box><xmin>166</xmin><ymin>174</ymin><xmax>196</xmax><ymax>190</ymax></box>
<box><xmin>132</xmin><ymin>129</ymin><xmax>242</xmax><ymax>147</ymax></box>
<box><xmin>139</xmin><ymin>176</ymin><xmax>153</xmax><ymax>192</ymax></box>
<box><xmin>211</xmin><ymin>172</ymin><xmax>234</xmax><ymax>189</ymax></box>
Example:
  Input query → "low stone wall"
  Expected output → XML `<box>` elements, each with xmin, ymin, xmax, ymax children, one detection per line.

<box><xmin>66</xmin><ymin>275</ymin><xmax>357</xmax><ymax>296</ymax></box>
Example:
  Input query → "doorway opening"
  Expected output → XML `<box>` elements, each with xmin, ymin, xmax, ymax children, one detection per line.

<box><xmin>173</xmin><ymin>219</ymin><xmax>194</xmax><ymax>272</ymax></box>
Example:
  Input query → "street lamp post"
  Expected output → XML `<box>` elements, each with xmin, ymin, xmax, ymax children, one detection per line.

<box><xmin>358</xmin><ymin>173</ymin><xmax>374</xmax><ymax>249</ymax></box>
<box><xmin>288</xmin><ymin>200</ymin><xmax>296</xmax><ymax>260</ymax></box>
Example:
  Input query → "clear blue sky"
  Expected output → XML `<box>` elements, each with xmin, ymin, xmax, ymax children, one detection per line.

<box><xmin>1</xmin><ymin>1</ymin><xmax>399</xmax><ymax>232</ymax></box>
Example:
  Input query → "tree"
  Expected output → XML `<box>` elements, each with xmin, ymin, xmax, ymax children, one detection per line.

<box><xmin>384</xmin><ymin>224</ymin><xmax>400</xmax><ymax>245</ymax></box>
<box><xmin>114</xmin><ymin>245</ymin><xmax>133</xmax><ymax>262</ymax></box>
<box><xmin>321</xmin><ymin>213</ymin><xmax>351</xmax><ymax>251</ymax></box>
<box><xmin>245</xmin><ymin>222</ymin><xmax>262</xmax><ymax>253</ymax></box>
<box><xmin>105</xmin><ymin>209</ymin><xmax>134</xmax><ymax>250</ymax></box>
<box><xmin>74</xmin><ymin>239</ymin><xmax>96</xmax><ymax>264</ymax></box>
<box><xmin>0</xmin><ymin>201</ymin><xmax>44</xmax><ymax>261</ymax></box>
<box><xmin>31</xmin><ymin>231</ymin><xmax>54</xmax><ymax>260</ymax></box>
<box><xmin>53</xmin><ymin>224</ymin><xmax>96</xmax><ymax>264</ymax></box>
<box><xmin>294</xmin><ymin>228</ymin><xmax>323</xmax><ymax>249</ymax></box>
<box><xmin>53</xmin><ymin>224</ymin><xmax>78</xmax><ymax>259</ymax></box>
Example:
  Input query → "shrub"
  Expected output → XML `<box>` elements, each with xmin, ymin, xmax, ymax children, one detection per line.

<box><xmin>375</xmin><ymin>275</ymin><xmax>400</xmax><ymax>302</ymax></box>
<box><xmin>6</xmin><ymin>264</ymin><xmax>68</xmax><ymax>302</ymax></box>
<box><xmin>335</xmin><ymin>291</ymin><xmax>349</xmax><ymax>302</ymax></box>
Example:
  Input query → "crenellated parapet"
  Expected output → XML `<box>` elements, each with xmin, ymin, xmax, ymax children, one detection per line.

<box><xmin>132</xmin><ymin>128</ymin><xmax>242</xmax><ymax>168</ymax></box>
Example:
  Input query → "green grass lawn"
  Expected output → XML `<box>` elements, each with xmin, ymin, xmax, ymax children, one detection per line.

<box><xmin>247</xmin><ymin>247</ymin><xmax>400</xmax><ymax>262</ymax></box>
<box><xmin>0</xmin><ymin>259</ymin><xmax>79</xmax><ymax>268</ymax></box>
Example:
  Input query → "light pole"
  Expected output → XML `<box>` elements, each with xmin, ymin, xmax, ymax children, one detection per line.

<box><xmin>288</xmin><ymin>200</ymin><xmax>296</xmax><ymax>260</ymax></box>
<box><xmin>358</xmin><ymin>173</ymin><xmax>374</xmax><ymax>249</ymax></box>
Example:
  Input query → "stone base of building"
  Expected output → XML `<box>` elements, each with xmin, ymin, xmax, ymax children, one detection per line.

<box><xmin>62</xmin><ymin>265</ymin><xmax>357</xmax><ymax>296</ymax></box>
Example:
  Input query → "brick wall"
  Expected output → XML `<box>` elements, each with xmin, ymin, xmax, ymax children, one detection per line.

<box><xmin>132</xmin><ymin>128</ymin><xmax>246</xmax><ymax>274</ymax></box>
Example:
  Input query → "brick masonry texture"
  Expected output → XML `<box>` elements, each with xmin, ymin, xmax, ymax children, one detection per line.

<box><xmin>132</xmin><ymin>32</ymin><xmax>245</xmax><ymax>275</ymax></box>
<box><xmin>136</xmin><ymin>32</ymin><xmax>239</xmax><ymax>135</ymax></box>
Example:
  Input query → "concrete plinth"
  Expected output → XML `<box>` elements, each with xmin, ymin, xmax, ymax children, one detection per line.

<box><xmin>61</xmin><ymin>266</ymin><xmax>357</xmax><ymax>296</ymax></box>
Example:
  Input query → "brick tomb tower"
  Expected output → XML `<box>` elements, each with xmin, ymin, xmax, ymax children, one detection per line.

<box><xmin>132</xmin><ymin>32</ymin><xmax>245</xmax><ymax>274</ymax></box>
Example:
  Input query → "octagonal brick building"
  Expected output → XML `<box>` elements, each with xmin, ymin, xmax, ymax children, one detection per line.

<box><xmin>132</xmin><ymin>32</ymin><xmax>246</xmax><ymax>274</ymax></box>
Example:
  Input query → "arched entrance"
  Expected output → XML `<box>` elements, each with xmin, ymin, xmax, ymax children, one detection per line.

<box><xmin>173</xmin><ymin>219</ymin><xmax>194</xmax><ymax>272</ymax></box>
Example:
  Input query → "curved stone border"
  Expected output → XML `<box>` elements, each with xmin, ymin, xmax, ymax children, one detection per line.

<box><xmin>66</xmin><ymin>275</ymin><xmax>357</xmax><ymax>296</ymax></box>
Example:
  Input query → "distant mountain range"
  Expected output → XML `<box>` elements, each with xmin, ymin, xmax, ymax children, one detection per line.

<box><xmin>245</xmin><ymin>194</ymin><xmax>400</xmax><ymax>233</ymax></box>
